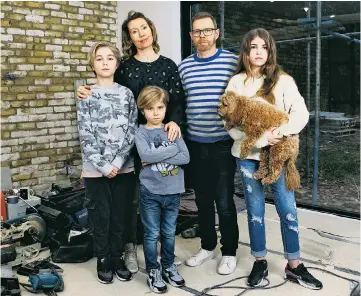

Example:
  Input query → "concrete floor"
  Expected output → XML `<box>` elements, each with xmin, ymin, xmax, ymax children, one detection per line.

<box><xmin>18</xmin><ymin>204</ymin><xmax>360</xmax><ymax>296</ymax></box>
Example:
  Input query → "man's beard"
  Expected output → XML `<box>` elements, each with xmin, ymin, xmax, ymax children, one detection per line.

<box><xmin>196</xmin><ymin>37</ymin><xmax>216</xmax><ymax>52</ymax></box>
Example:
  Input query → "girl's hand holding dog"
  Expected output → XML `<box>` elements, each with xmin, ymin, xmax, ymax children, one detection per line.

<box><xmin>266</xmin><ymin>127</ymin><xmax>282</xmax><ymax>146</ymax></box>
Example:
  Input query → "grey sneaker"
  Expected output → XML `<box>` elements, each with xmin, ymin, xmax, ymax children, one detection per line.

<box><xmin>124</xmin><ymin>243</ymin><xmax>138</xmax><ymax>273</ymax></box>
<box><xmin>162</xmin><ymin>264</ymin><xmax>185</xmax><ymax>287</ymax></box>
<box><xmin>148</xmin><ymin>269</ymin><xmax>168</xmax><ymax>294</ymax></box>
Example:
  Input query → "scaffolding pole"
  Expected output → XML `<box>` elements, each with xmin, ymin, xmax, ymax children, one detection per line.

<box><xmin>321</xmin><ymin>28</ymin><xmax>360</xmax><ymax>44</ymax></box>
<box><xmin>224</xmin><ymin>32</ymin><xmax>360</xmax><ymax>52</ymax></box>
<box><xmin>275</xmin><ymin>32</ymin><xmax>360</xmax><ymax>44</ymax></box>
<box><xmin>306</xmin><ymin>2</ymin><xmax>311</xmax><ymax>184</ymax></box>
<box><xmin>219</xmin><ymin>1</ymin><xmax>225</xmax><ymax>49</ymax></box>
<box><xmin>312</xmin><ymin>1</ymin><xmax>321</xmax><ymax>207</ymax></box>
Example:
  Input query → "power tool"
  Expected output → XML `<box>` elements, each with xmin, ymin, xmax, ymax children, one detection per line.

<box><xmin>22</xmin><ymin>269</ymin><xmax>64</xmax><ymax>296</ymax></box>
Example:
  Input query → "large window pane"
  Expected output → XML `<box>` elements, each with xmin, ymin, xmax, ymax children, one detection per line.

<box><xmin>186</xmin><ymin>1</ymin><xmax>360</xmax><ymax>215</ymax></box>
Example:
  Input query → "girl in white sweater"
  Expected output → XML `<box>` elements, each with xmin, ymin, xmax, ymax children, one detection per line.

<box><xmin>226</xmin><ymin>28</ymin><xmax>323</xmax><ymax>290</ymax></box>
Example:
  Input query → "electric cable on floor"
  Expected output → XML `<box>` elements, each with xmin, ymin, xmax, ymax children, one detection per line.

<box><xmin>199</xmin><ymin>266</ymin><xmax>360</xmax><ymax>296</ymax></box>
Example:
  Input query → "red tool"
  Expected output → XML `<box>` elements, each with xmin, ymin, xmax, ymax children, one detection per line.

<box><xmin>1</xmin><ymin>191</ymin><xmax>7</xmax><ymax>221</ymax></box>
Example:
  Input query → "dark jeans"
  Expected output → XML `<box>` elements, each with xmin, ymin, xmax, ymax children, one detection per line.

<box><xmin>139</xmin><ymin>184</ymin><xmax>180</xmax><ymax>271</ymax></box>
<box><xmin>187</xmin><ymin>139</ymin><xmax>239</xmax><ymax>256</ymax></box>
<box><xmin>83</xmin><ymin>173</ymin><xmax>136</xmax><ymax>260</ymax></box>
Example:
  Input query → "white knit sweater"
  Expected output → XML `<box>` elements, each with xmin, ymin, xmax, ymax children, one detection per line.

<box><xmin>225</xmin><ymin>73</ymin><xmax>309</xmax><ymax>160</ymax></box>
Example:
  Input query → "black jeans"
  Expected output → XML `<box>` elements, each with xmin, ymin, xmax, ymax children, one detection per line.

<box><xmin>187</xmin><ymin>139</ymin><xmax>239</xmax><ymax>256</ymax></box>
<box><xmin>123</xmin><ymin>178</ymin><xmax>139</xmax><ymax>244</ymax></box>
<box><xmin>84</xmin><ymin>173</ymin><xmax>136</xmax><ymax>259</ymax></box>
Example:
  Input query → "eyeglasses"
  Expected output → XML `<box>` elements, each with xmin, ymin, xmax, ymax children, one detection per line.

<box><xmin>191</xmin><ymin>28</ymin><xmax>216</xmax><ymax>37</ymax></box>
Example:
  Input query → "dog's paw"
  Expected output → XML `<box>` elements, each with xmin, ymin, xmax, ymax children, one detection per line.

<box><xmin>240</xmin><ymin>151</ymin><xmax>248</xmax><ymax>159</ymax></box>
<box><xmin>253</xmin><ymin>171</ymin><xmax>266</xmax><ymax>180</ymax></box>
<box><xmin>261</xmin><ymin>176</ymin><xmax>277</xmax><ymax>185</ymax></box>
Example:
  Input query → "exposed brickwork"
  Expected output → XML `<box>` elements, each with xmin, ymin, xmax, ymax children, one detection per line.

<box><xmin>1</xmin><ymin>1</ymin><xmax>118</xmax><ymax>194</ymax></box>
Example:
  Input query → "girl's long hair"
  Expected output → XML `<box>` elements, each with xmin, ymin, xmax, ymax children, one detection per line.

<box><xmin>121</xmin><ymin>11</ymin><xmax>160</xmax><ymax>61</ymax></box>
<box><xmin>232</xmin><ymin>28</ymin><xmax>286</xmax><ymax>104</ymax></box>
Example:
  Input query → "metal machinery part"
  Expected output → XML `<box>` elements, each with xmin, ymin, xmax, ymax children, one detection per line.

<box><xmin>1</xmin><ymin>214</ymin><xmax>47</xmax><ymax>266</ymax></box>
<box><xmin>1</xmin><ymin>214</ymin><xmax>46</xmax><ymax>245</ymax></box>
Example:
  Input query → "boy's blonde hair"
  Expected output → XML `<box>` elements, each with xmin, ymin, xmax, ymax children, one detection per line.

<box><xmin>88</xmin><ymin>41</ymin><xmax>121</xmax><ymax>70</ymax></box>
<box><xmin>137</xmin><ymin>86</ymin><xmax>169</xmax><ymax>111</ymax></box>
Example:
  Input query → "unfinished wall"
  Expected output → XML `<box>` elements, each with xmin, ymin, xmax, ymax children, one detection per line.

<box><xmin>1</xmin><ymin>1</ymin><xmax>118</xmax><ymax>194</ymax></box>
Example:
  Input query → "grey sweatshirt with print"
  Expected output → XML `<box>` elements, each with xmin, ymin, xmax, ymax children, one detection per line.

<box><xmin>76</xmin><ymin>83</ymin><xmax>138</xmax><ymax>176</ymax></box>
<box><xmin>135</xmin><ymin>125</ymin><xmax>190</xmax><ymax>195</ymax></box>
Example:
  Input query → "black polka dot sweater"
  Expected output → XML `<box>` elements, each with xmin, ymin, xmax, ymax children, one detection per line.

<box><xmin>114</xmin><ymin>55</ymin><xmax>186</xmax><ymax>128</ymax></box>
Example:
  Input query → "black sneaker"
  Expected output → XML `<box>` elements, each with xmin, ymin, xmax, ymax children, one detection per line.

<box><xmin>97</xmin><ymin>256</ymin><xmax>114</xmax><ymax>284</ymax></box>
<box><xmin>162</xmin><ymin>264</ymin><xmax>185</xmax><ymax>287</ymax></box>
<box><xmin>247</xmin><ymin>260</ymin><xmax>268</xmax><ymax>287</ymax></box>
<box><xmin>148</xmin><ymin>269</ymin><xmax>168</xmax><ymax>294</ymax></box>
<box><xmin>113</xmin><ymin>257</ymin><xmax>132</xmax><ymax>281</ymax></box>
<box><xmin>285</xmin><ymin>263</ymin><xmax>323</xmax><ymax>290</ymax></box>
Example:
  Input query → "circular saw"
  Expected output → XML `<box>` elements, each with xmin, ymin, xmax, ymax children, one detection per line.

<box><xmin>1</xmin><ymin>214</ymin><xmax>46</xmax><ymax>245</ymax></box>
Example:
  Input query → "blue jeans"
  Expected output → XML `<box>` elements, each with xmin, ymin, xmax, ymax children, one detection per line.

<box><xmin>237</xmin><ymin>159</ymin><xmax>300</xmax><ymax>260</ymax></box>
<box><xmin>139</xmin><ymin>184</ymin><xmax>180</xmax><ymax>271</ymax></box>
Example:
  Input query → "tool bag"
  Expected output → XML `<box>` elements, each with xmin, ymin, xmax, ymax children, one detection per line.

<box><xmin>42</xmin><ymin>189</ymin><xmax>85</xmax><ymax>215</ymax></box>
<box><xmin>49</xmin><ymin>226</ymin><xmax>93</xmax><ymax>263</ymax></box>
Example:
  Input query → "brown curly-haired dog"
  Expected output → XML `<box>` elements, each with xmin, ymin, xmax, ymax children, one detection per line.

<box><xmin>218</xmin><ymin>91</ymin><xmax>300</xmax><ymax>190</ymax></box>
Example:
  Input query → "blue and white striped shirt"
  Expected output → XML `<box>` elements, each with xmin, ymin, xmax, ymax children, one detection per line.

<box><xmin>178</xmin><ymin>49</ymin><xmax>238</xmax><ymax>143</ymax></box>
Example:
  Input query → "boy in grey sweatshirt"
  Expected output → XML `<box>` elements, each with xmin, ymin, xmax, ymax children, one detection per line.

<box><xmin>134</xmin><ymin>86</ymin><xmax>189</xmax><ymax>294</ymax></box>
<box><xmin>76</xmin><ymin>42</ymin><xmax>137</xmax><ymax>284</ymax></box>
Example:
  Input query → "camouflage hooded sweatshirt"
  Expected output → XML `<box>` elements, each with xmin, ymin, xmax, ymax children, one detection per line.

<box><xmin>76</xmin><ymin>83</ymin><xmax>138</xmax><ymax>177</ymax></box>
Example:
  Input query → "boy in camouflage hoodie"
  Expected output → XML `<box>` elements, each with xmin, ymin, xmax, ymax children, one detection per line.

<box><xmin>76</xmin><ymin>42</ymin><xmax>137</xmax><ymax>284</ymax></box>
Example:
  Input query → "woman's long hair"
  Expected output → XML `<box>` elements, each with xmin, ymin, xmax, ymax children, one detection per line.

<box><xmin>232</xmin><ymin>28</ymin><xmax>285</xmax><ymax>104</ymax></box>
<box><xmin>121</xmin><ymin>11</ymin><xmax>160</xmax><ymax>61</ymax></box>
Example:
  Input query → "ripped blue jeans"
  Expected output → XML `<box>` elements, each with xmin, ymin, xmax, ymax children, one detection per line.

<box><xmin>237</xmin><ymin>159</ymin><xmax>300</xmax><ymax>260</ymax></box>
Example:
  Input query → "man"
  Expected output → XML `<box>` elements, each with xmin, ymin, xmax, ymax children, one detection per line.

<box><xmin>178</xmin><ymin>12</ymin><xmax>239</xmax><ymax>275</ymax></box>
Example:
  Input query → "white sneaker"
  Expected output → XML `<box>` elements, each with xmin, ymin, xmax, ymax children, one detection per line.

<box><xmin>185</xmin><ymin>248</ymin><xmax>216</xmax><ymax>267</ymax></box>
<box><xmin>217</xmin><ymin>256</ymin><xmax>237</xmax><ymax>275</ymax></box>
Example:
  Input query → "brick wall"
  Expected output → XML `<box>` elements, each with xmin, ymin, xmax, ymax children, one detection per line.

<box><xmin>1</xmin><ymin>1</ymin><xmax>118</xmax><ymax>194</ymax></box>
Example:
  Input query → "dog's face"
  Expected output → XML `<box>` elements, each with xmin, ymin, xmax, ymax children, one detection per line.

<box><xmin>218</xmin><ymin>94</ymin><xmax>232</xmax><ymax>120</ymax></box>
<box><xmin>218</xmin><ymin>92</ymin><xmax>242</xmax><ymax>123</ymax></box>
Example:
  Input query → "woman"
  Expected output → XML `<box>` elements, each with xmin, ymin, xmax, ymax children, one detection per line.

<box><xmin>225</xmin><ymin>28</ymin><xmax>323</xmax><ymax>290</ymax></box>
<box><xmin>77</xmin><ymin>11</ymin><xmax>185</xmax><ymax>274</ymax></box>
